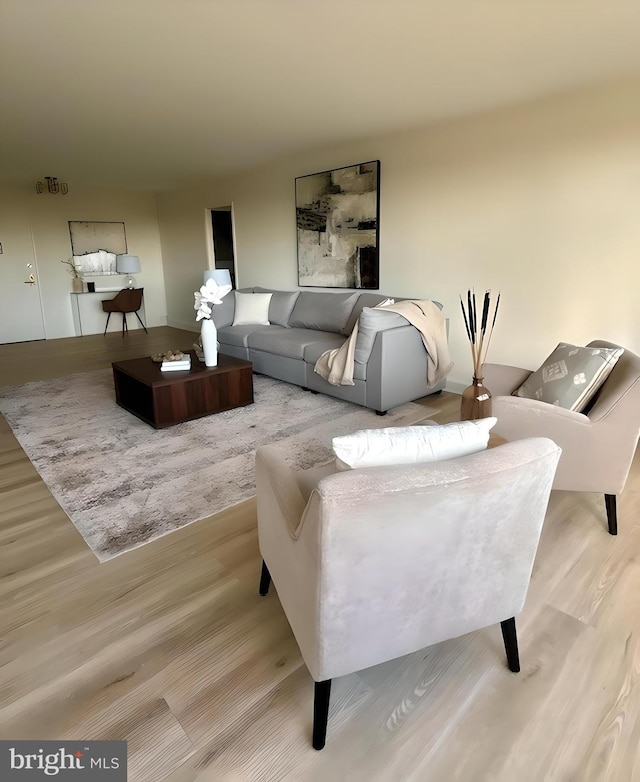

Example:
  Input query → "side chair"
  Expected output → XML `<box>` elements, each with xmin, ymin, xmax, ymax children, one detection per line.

<box><xmin>484</xmin><ymin>340</ymin><xmax>640</xmax><ymax>535</ymax></box>
<box><xmin>102</xmin><ymin>288</ymin><xmax>148</xmax><ymax>336</ymax></box>
<box><xmin>256</xmin><ymin>437</ymin><xmax>561</xmax><ymax>749</ymax></box>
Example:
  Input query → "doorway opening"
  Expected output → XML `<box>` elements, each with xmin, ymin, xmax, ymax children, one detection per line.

<box><xmin>208</xmin><ymin>206</ymin><xmax>236</xmax><ymax>288</ymax></box>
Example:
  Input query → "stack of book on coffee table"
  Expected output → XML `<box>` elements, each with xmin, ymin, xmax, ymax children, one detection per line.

<box><xmin>161</xmin><ymin>354</ymin><xmax>191</xmax><ymax>372</ymax></box>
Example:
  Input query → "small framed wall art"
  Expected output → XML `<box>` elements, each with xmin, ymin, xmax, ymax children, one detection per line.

<box><xmin>295</xmin><ymin>160</ymin><xmax>380</xmax><ymax>289</ymax></box>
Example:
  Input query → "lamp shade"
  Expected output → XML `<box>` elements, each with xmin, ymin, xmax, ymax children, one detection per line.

<box><xmin>204</xmin><ymin>268</ymin><xmax>232</xmax><ymax>287</ymax></box>
<box><xmin>116</xmin><ymin>254</ymin><xmax>141</xmax><ymax>274</ymax></box>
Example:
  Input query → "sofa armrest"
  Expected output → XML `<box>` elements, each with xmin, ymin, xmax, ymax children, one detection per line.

<box><xmin>354</xmin><ymin>308</ymin><xmax>413</xmax><ymax>365</ymax></box>
<box><xmin>492</xmin><ymin>394</ymin><xmax>590</xmax><ymax>431</ymax></box>
<box><xmin>483</xmin><ymin>363</ymin><xmax>532</xmax><ymax>396</ymax></box>
<box><xmin>365</xmin><ymin>324</ymin><xmax>443</xmax><ymax>411</ymax></box>
<box><xmin>489</xmin><ymin>395</ymin><xmax>618</xmax><ymax>492</ymax></box>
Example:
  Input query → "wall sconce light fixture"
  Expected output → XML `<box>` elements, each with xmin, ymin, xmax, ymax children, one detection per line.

<box><xmin>36</xmin><ymin>176</ymin><xmax>69</xmax><ymax>195</ymax></box>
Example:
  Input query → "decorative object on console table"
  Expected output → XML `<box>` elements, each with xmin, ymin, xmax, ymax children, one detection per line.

<box><xmin>296</xmin><ymin>160</ymin><xmax>380</xmax><ymax>289</ymax></box>
<box><xmin>116</xmin><ymin>254</ymin><xmax>141</xmax><ymax>289</ymax></box>
<box><xmin>73</xmin><ymin>249</ymin><xmax>117</xmax><ymax>275</ymax></box>
<box><xmin>61</xmin><ymin>257</ymin><xmax>83</xmax><ymax>292</ymax></box>
<box><xmin>460</xmin><ymin>288</ymin><xmax>501</xmax><ymax>420</ymax></box>
<box><xmin>194</xmin><ymin>273</ymin><xmax>233</xmax><ymax>367</ymax></box>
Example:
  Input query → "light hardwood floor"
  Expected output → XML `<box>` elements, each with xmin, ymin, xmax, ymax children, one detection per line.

<box><xmin>1</xmin><ymin>328</ymin><xmax>639</xmax><ymax>781</ymax></box>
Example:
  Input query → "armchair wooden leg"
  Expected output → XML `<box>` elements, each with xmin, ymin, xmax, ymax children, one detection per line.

<box><xmin>312</xmin><ymin>679</ymin><xmax>332</xmax><ymax>750</ymax></box>
<box><xmin>121</xmin><ymin>313</ymin><xmax>128</xmax><ymax>336</ymax></box>
<box><xmin>605</xmin><ymin>494</ymin><xmax>617</xmax><ymax>536</ymax></box>
<box><xmin>103</xmin><ymin>312</ymin><xmax>111</xmax><ymax>335</ymax></box>
<box><xmin>134</xmin><ymin>311</ymin><xmax>148</xmax><ymax>333</ymax></box>
<box><xmin>259</xmin><ymin>560</ymin><xmax>271</xmax><ymax>596</ymax></box>
<box><xmin>500</xmin><ymin>617</ymin><xmax>520</xmax><ymax>673</ymax></box>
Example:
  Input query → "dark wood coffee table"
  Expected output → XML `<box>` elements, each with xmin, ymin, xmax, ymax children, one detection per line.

<box><xmin>112</xmin><ymin>351</ymin><xmax>253</xmax><ymax>428</ymax></box>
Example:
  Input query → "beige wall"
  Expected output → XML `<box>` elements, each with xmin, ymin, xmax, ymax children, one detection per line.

<box><xmin>0</xmin><ymin>185</ymin><xmax>167</xmax><ymax>339</ymax></box>
<box><xmin>157</xmin><ymin>76</ymin><xmax>640</xmax><ymax>389</ymax></box>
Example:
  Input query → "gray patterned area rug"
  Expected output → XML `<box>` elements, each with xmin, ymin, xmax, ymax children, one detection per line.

<box><xmin>0</xmin><ymin>370</ymin><xmax>434</xmax><ymax>561</ymax></box>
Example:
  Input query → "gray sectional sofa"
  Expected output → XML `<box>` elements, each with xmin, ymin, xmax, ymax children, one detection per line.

<box><xmin>210</xmin><ymin>287</ymin><xmax>446</xmax><ymax>414</ymax></box>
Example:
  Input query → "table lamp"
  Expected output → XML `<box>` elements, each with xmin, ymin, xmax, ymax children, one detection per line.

<box><xmin>116</xmin><ymin>254</ymin><xmax>141</xmax><ymax>289</ymax></box>
<box><xmin>203</xmin><ymin>268</ymin><xmax>232</xmax><ymax>287</ymax></box>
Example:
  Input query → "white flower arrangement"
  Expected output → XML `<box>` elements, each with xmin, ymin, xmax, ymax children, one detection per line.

<box><xmin>194</xmin><ymin>278</ymin><xmax>232</xmax><ymax>321</ymax></box>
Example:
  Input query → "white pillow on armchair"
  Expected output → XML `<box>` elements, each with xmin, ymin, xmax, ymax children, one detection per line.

<box><xmin>332</xmin><ymin>417</ymin><xmax>497</xmax><ymax>471</ymax></box>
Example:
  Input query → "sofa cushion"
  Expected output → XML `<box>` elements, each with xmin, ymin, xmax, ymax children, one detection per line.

<box><xmin>343</xmin><ymin>292</ymin><xmax>392</xmax><ymax>336</ymax></box>
<box><xmin>289</xmin><ymin>291</ymin><xmax>359</xmax><ymax>334</ymax></box>
<box><xmin>218</xmin><ymin>324</ymin><xmax>282</xmax><ymax>348</ymax></box>
<box><xmin>303</xmin><ymin>337</ymin><xmax>367</xmax><ymax>381</ymax></box>
<box><xmin>253</xmin><ymin>287</ymin><xmax>301</xmax><ymax>327</ymax></box>
<box><xmin>514</xmin><ymin>342</ymin><xmax>624</xmax><ymax>412</ymax></box>
<box><xmin>332</xmin><ymin>418</ymin><xmax>497</xmax><ymax>471</ymax></box>
<box><xmin>248</xmin><ymin>327</ymin><xmax>339</xmax><ymax>360</ymax></box>
<box><xmin>302</xmin><ymin>334</ymin><xmax>348</xmax><ymax>364</ymax></box>
<box><xmin>354</xmin><ymin>307</ymin><xmax>410</xmax><ymax>365</ymax></box>
<box><xmin>232</xmin><ymin>291</ymin><xmax>272</xmax><ymax>325</ymax></box>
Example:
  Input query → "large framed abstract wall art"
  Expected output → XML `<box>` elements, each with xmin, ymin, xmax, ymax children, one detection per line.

<box><xmin>68</xmin><ymin>221</ymin><xmax>128</xmax><ymax>275</ymax></box>
<box><xmin>295</xmin><ymin>160</ymin><xmax>380</xmax><ymax>289</ymax></box>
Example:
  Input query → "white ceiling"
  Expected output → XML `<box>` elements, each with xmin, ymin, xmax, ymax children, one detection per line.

<box><xmin>2</xmin><ymin>0</ymin><xmax>640</xmax><ymax>192</ymax></box>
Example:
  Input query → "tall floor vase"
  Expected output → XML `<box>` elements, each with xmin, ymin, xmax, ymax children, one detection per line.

<box><xmin>201</xmin><ymin>318</ymin><xmax>218</xmax><ymax>367</ymax></box>
<box><xmin>460</xmin><ymin>376</ymin><xmax>492</xmax><ymax>420</ymax></box>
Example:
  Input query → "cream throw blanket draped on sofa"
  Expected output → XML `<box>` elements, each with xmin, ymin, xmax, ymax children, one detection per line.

<box><xmin>314</xmin><ymin>299</ymin><xmax>453</xmax><ymax>388</ymax></box>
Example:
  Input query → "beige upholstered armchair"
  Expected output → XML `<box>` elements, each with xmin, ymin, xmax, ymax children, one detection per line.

<box><xmin>484</xmin><ymin>340</ymin><xmax>640</xmax><ymax>535</ymax></box>
<box><xmin>256</xmin><ymin>438</ymin><xmax>561</xmax><ymax>749</ymax></box>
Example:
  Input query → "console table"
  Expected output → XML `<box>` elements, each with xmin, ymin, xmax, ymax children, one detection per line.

<box><xmin>71</xmin><ymin>289</ymin><xmax>147</xmax><ymax>336</ymax></box>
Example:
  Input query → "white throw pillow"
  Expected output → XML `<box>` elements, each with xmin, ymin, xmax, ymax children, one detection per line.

<box><xmin>332</xmin><ymin>417</ymin><xmax>497</xmax><ymax>471</ymax></box>
<box><xmin>232</xmin><ymin>292</ymin><xmax>272</xmax><ymax>326</ymax></box>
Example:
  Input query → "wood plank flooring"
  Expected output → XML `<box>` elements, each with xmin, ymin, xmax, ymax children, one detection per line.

<box><xmin>1</xmin><ymin>328</ymin><xmax>639</xmax><ymax>781</ymax></box>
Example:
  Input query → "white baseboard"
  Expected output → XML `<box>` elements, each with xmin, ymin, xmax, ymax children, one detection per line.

<box><xmin>445</xmin><ymin>380</ymin><xmax>467</xmax><ymax>395</ymax></box>
<box><xmin>167</xmin><ymin>318</ymin><xmax>200</xmax><ymax>333</ymax></box>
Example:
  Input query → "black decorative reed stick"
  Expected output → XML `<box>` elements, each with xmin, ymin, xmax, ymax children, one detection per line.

<box><xmin>460</xmin><ymin>288</ymin><xmax>500</xmax><ymax>378</ymax></box>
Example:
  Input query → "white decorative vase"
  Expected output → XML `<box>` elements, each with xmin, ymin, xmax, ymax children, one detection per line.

<box><xmin>201</xmin><ymin>318</ymin><xmax>218</xmax><ymax>367</ymax></box>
